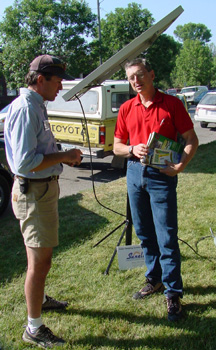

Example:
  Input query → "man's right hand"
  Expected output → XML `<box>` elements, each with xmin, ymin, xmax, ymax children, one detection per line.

<box><xmin>132</xmin><ymin>143</ymin><xmax>149</xmax><ymax>159</ymax></box>
<box><xmin>63</xmin><ymin>149</ymin><xmax>83</xmax><ymax>167</ymax></box>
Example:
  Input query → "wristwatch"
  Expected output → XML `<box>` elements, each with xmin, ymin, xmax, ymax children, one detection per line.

<box><xmin>129</xmin><ymin>145</ymin><xmax>134</xmax><ymax>155</ymax></box>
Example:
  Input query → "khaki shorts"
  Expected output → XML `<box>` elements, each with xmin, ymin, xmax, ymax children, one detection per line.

<box><xmin>12</xmin><ymin>178</ymin><xmax>60</xmax><ymax>248</ymax></box>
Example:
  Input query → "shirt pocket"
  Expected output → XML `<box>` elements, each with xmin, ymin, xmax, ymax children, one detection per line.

<box><xmin>156</xmin><ymin>117</ymin><xmax>175</xmax><ymax>136</ymax></box>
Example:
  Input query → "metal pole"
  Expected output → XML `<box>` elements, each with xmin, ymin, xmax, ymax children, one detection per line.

<box><xmin>97</xmin><ymin>0</ymin><xmax>102</xmax><ymax>65</ymax></box>
<box><xmin>125</xmin><ymin>193</ymin><xmax>132</xmax><ymax>245</ymax></box>
<box><xmin>104</xmin><ymin>220</ymin><xmax>129</xmax><ymax>275</ymax></box>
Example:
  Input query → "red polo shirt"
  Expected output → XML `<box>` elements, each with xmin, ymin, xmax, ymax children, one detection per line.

<box><xmin>114</xmin><ymin>90</ymin><xmax>194</xmax><ymax>145</ymax></box>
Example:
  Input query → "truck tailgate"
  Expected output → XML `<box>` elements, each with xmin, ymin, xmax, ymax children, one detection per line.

<box><xmin>49</xmin><ymin>118</ymin><xmax>100</xmax><ymax>144</ymax></box>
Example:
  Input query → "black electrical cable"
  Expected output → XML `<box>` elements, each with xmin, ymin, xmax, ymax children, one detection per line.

<box><xmin>76</xmin><ymin>94</ymin><xmax>126</xmax><ymax>218</ymax></box>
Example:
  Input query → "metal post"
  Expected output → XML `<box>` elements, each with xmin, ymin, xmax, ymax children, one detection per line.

<box><xmin>97</xmin><ymin>0</ymin><xmax>102</xmax><ymax>65</ymax></box>
<box><xmin>125</xmin><ymin>193</ymin><xmax>132</xmax><ymax>245</ymax></box>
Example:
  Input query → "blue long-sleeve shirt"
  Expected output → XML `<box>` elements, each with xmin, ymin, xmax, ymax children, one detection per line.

<box><xmin>4</xmin><ymin>88</ymin><xmax>63</xmax><ymax>178</ymax></box>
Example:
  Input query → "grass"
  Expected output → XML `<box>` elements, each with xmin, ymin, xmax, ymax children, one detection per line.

<box><xmin>1</xmin><ymin>141</ymin><xmax>216</xmax><ymax>350</ymax></box>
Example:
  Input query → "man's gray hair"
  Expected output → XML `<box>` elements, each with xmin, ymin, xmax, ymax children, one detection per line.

<box><xmin>124</xmin><ymin>58</ymin><xmax>152</xmax><ymax>72</ymax></box>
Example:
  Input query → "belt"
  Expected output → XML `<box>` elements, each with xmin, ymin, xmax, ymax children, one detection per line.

<box><xmin>15</xmin><ymin>175</ymin><xmax>59</xmax><ymax>182</ymax></box>
<box><xmin>130</xmin><ymin>157</ymin><xmax>140</xmax><ymax>162</ymax></box>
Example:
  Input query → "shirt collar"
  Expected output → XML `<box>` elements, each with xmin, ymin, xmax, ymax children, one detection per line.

<box><xmin>134</xmin><ymin>88</ymin><xmax>163</xmax><ymax>106</ymax></box>
<box><xmin>20</xmin><ymin>87</ymin><xmax>45</xmax><ymax>107</ymax></box>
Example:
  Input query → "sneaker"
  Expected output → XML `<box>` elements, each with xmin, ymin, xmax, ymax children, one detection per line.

<box><xmin>22</xmin><ymin>325</ymin><xmax>65</xmax><ymax>348</ymax></box>
<box><xmin>42</xmin><ymin>295</ymin><xmax>68</xmax><ymax>311</ymax></box>
<box><xmin>166</xmin><ymin>295</ymin><xmax>182</xmax><ymax>321</ymax></box>
<box><xmin>133</xmin><ymin>279</ymin><xmax>165</xmax><ymax>299</ymax></box>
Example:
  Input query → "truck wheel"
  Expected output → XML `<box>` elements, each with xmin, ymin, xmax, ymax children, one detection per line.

<box><xmin>0</xmin><ymin>174</ymin><xmax>11</xmax><ymax>215</ymax></box>
<box><xmin>200</xmin><ymin>122</ymin><xmax>208</xmax><ymax>128</ymax></box>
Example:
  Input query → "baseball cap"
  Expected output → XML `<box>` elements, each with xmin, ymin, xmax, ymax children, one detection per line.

<box><xmin>29</xmin><ymin>54</ymin><xmax>73</xmax><ymax>80</ymax></box>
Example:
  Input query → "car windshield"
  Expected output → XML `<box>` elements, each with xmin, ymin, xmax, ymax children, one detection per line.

<box><xmin>200</xmin><ymin>94</ymin><xmax>216</xmax><ymax>105</ymax></box>
<box><xmin>181</xmin><ymin>87</ymin><xmax>196</xmax><ymax>93</ymax></box>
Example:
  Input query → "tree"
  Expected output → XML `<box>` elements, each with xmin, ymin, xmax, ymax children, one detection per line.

<box><xmin>90</xmin><ymin>2</ymin><xmax>154</xmax><ymax>69</ymax></box>
<box><xmin>209</xmin><ymin>43</ymin><xmax>216</xmax><ymax>87</ymax></box>
<box><xmin>171</xmin><ymin>39</ymin><xmax>213</xmax><ymax>87</ymax></box>
<box><xmin>0</xmin><ymin>0</ymin><xmax>97</xmax><ymax>88</ymax></box>
<box><xmin>146</xmin><ymin>35</ymin><xmax>181</xmax><ymax>89</ymax></box>
<box><xmin>91</xmin><ymin>2</ymin><xmax>180</xmax><ymax>87</ymax></box>
<box><xmin>174</xmin><ymin>23</ymin><xmax>212</xmax><ymax>44</ymax></box>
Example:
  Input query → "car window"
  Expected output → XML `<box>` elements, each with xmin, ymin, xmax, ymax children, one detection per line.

<box><xmin>181</xmin><ymin>87</ymin><xmax>196</xmax><ymax>93</ymax></box>
<box><xmin>47</xmin><ymin>89</ymin><xmax>99</xmax><ymax>114</ymax></box>
<box><xmin>200</xmin><ymin>94</ymin><xmax>216</xmax><ymax>105</ymax></box>
<box><xmin>111</xmin><ymin>92</ymin><xmax>130</xmax><ymax>112</ymax></box>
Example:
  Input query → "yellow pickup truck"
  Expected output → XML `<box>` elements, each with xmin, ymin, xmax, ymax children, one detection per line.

<box><xmin>46</xmin><ymin>79</ymin><xmax>130</xmax><ymax>159</ymax></box>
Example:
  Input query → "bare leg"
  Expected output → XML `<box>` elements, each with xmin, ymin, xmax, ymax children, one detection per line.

<box><xmin>25</xmin><ymin>246</ymin><xmax>53</xmax><ymax>318</ymax></box>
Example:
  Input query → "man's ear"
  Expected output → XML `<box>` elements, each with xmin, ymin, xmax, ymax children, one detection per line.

<box><xmin>37</xmin><ymin>74</ymin><xmax>44</xmax><ymax>84</ymax></box>
<box><xmin>151</xmin><ymin>70</ymin><xmax>155</xmax><ymax>81</ymax></box>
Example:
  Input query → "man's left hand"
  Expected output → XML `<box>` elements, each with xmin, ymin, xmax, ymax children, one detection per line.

<box><xmin>159</xmin><ymin>161</ymin><xmax>181</xmax><ymax>177</ymax></box>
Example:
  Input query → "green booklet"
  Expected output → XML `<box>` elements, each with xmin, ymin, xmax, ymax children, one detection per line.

<box><xmin>140</xmin><ymin>132</ymin><xmax>184</xmax><ymax>169</ymax></box>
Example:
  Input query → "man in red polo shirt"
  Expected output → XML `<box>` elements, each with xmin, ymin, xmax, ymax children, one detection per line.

<box><xmin>114</xmin><ymin>58</ymin><xmax>198</xmax><ymax>321</ymax></box>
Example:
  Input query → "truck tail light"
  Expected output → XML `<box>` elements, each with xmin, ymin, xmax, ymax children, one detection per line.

<box><xmin>99</xmin><ymin>126</ymin><xmax>106</xmax><ymax>144</ymax></box>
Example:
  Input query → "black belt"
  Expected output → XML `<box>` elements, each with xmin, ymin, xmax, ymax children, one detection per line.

<box><xmin>129</xmin><ymin>157</ymin><xmax>140</xmax><ymax>162</ymax></box>
<box><xmin>15</xmin><ymin>175</ymin><xmax>59</xmax><ymax>182</ymax></box>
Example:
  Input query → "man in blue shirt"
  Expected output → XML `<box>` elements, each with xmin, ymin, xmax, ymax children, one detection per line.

<box><xmin>4</xmin><ymin>54</ymin><xmax>82</xmax><ymax>348</ymax></box>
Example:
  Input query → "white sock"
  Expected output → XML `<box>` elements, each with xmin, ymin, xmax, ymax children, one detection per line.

<box><xmin>28</xmin><ymin>316</ymin><xmax>43</xmax><ymax>334</ymax></box>
<box><xmin>42</xmin><ymin>293</ymin><xmax>47</xmax><ymax>304</ymax></box>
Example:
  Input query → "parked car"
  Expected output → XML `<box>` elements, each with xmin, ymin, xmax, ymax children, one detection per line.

<box><xmin>193</xmin><ymin>90</ymin><xmax>208</xmax><ymax>105</ymax></box>
<box><xmin>180</xmin><ymin>86</ymin><xmax>208</xmax><ymax>104</ymax></box>
<box><xmin>0</xmin><ymin>104</ymin><xmax>10</xmax><ymax>137</ymax></box>
<box><xmin>194</xmin><ymin>92</ymin><xmax>216</xmax><ymax>128</ymax></box>
<box><xmin>166</xmin><ymin>88</ymin><xmax>181</xmax><ymax>96</ymax></box>
<box><xmin>0</xmin><ymin>139</ymin><xmax>13</xmax><ymax>215</ymax></box>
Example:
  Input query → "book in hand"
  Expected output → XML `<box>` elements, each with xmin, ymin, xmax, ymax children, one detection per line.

<box><xmin>140</xmin><ymin>132</ymin><xmax>184</xmax><ymax>169</ymax></box>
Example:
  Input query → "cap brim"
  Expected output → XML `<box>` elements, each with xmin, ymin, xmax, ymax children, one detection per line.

<box><xmin>55</xmin><ymin>71</ymin><xmax>74</xmax><ymax>80</ymax></box>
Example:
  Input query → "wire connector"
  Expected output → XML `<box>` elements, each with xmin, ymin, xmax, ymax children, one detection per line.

<box><xmin>210</xmin><ymin>227</ymin><xmax>216</xmax><ymax>246</ymax></box>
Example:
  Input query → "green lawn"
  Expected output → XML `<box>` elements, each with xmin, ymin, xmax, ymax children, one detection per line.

<box><xmin>1</xmin><ymin>141</ymin><xmax>216</xmax><ymax>350</ymax></box>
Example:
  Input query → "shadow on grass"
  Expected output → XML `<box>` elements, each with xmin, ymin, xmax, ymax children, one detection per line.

<box><xmin>184</xmin><ymin>141</ymin><xmax>216</xmax><ymax>174</ymax></box>
<box><xmin>64</xmin><ymin>296</ymin><xmax>216</xmax><ymax>350</ymax></box>
<box><xmin>0</xmin><ymin>193</ymin><xmax>108</xmax><ymax>284</ymax></box>
<box><xmin>70</xmin><ymin>332</ymin><xmax>216</xmax><ymax>350</ymax></box>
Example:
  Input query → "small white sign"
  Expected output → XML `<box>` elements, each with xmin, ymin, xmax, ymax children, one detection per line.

<box><xmin>117</xmin><ymin>245</ymin><xmax>145</xmax><ymax>270</ymax></box>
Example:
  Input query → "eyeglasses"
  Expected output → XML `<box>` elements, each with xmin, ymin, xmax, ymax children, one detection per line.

<box><xmin>127</xmin><ymin>70</ymin><xmax>150</xmax><ymax>82</ymax></box>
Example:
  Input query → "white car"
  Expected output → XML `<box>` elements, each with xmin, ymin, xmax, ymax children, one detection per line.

<box><xmin>0</xmin><ymin>104</ymin><xmax>10</xmax><ymax>136</ymax></box>
<box><xmin>194</xmin><ymin>92</ymin><xmax>216</xmax><ymax>128</ymax></box>
<box><xmin>180</xmin><ymin>86</ymin><xmax>208</xmax><ymax>104</ymax></box>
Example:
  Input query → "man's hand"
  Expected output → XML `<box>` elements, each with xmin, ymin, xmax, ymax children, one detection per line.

<box><xmin>159</xmin><ymin>160</ymin><xmax>182</xmax><ymax>177</ymax></box>
<box><xmin>132</xmin><ymin>143</ymin><xmax>149</xmax><ymax>159</ymax></box>
<box><xmin>63</xmin><ymin>149</ymin><xmax>83</xmax><ymax>167</ymax></box>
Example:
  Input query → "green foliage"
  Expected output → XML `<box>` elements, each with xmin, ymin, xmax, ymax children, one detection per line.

<box><xmin>211</xmin><ymin>56</ymin><xmax>216</xmax><ymax>87</ymax></box>
<box><xmin>171</xmin><ymin>39</ymin><xmax>214</xmax><ymax>87</ymax></box>
<box><xmin>1</xmin><ymin>142</ymin><xmax>216</xmax><ymax>349</ymax></box>
<box><xmin>0</xmin><ymin>0</ymin><xmax>97</xmax><ymax>88</ymax></box>
<box><xmin>146</xmin><ymin>34</ymin><xmax>181</xmax><ymax>89</ymax></box>
<box><xmin>0</xmin><ymin>1</ymin><xmax>215</xmax><ymax>91</ymax></box>
<box><xmin>90</xmin><ymin>2</ymin><xmax>154</xmax><ymax>76</ymax></box>
<box><xmin>174</xmin><ymin>22</ymin><xmax>212</xmax><ymax>44</ymax></box>
<box><xmin>100</xmin><ymin>3</ymin><xmax>154</xmax><ymax>59</ymax></box>
<box><xmin>91</xmin><ymin>3</ymin><xmax>180</xmax><ymax>86</ymax></box>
